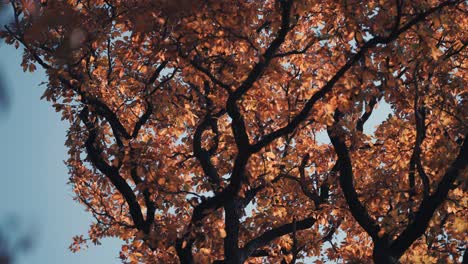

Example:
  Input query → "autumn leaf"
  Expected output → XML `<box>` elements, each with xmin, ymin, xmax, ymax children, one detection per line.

<box><xmin>2</xmin><ymin>0</ymin><xmax>467</xmax><ymax>263</ymax></box>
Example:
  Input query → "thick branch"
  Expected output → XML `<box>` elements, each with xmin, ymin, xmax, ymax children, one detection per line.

<box><xmin>390</xmin><ymin>136</ymin><xmax>467</xmax><ymax>258</ymax></box>
<box><xmin>241</xmin><ymin>216</ymin><xmax>316</xmax><ymax>262</ymax></box>
<box><xmin>193</xmin><ymin>114</ymin><xmax>221</xmax><ymax>187</ymax></box>
<box><xmin>226</xmin><ymin>0</ymin><xmax>293</xmax><ymax>154</ymax></box>
<box><xmin>129</xmin><ymin>166</ymin><xmax>155</xmax><ymax>234</ymax></box>
<box><xmin>79</xmin><ymin>107</ymin><xmax>146</xmax><ymax>230</ymax></box>
<box><xmin>328</xmin><ymin>120</ymin><xmax>381</xmax><ymax>240</ymax></box>
<box><xmin>229</xmin><ymin>0</ymin><xmax>293</xmax><ymax>102</ymax></box>
<box><xmin>175</xmin><ymin>237</ymin><xmax>195</xmax><ymax>264</ymax></box>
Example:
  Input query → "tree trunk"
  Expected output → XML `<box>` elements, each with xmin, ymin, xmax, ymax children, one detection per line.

<box><xmin>373</xmin><ymin>241</ymin><xmax>399</xmax><ymax>264</ymax></box>
<box><xmin>224</xmin><ymin>199</ymin><xmax>241</xmax><ymax>264</ymax></box>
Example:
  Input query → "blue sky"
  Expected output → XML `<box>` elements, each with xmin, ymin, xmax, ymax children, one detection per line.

<box><xmin>0</xmin><ymin>44</ymin><xmax>122</xmax><ymax>264</ymax></box>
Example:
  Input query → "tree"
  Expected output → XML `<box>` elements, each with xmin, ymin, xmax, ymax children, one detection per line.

<box><xmin>1</xmin><ymin>0</ymin><xmax>466</xmax><ymax>263</ymax></box>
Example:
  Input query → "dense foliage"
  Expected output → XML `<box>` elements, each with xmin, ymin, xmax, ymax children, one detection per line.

<box><xmin>1</xmin><ymin>0</ymin><xmax>467</xmax><ymax>263</ymax></box>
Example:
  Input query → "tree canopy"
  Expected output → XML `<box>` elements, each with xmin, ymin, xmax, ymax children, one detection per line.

<box><xmin>1</xmin><ymin>0</ymin><xmax>467</xmax><ymax>263</ymax></box>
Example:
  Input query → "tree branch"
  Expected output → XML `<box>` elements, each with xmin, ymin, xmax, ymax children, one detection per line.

<box><xmin>241</xmin><ymin>216</ymin><xmax>316</xmax><ymax>262</ymax></box>
<box><xmin>327</xmin><ymin>112</ymin><xmax>381</xmax><ymax>240</ymax></box>
<box><xmin>79</xmin><ymin>107</ymin><xmax>146</xmax><ymax>231</ymax></box>
<box><xmin>390</xmin><ymin>135</ymin><xmax>467</xmax><ymax>258</ymax></box>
